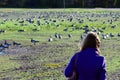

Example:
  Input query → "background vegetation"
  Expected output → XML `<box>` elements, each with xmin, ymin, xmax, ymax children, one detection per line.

<box><xmin>0</xmin><ymin>0</ymin><xmax>120</xmax><ymax>8</ymax></box>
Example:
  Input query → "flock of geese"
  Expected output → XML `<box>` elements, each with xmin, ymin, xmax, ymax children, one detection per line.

<box><xmin>0</xmin><ymin>33</ymin><xmax>73</xmax><ymax>53</ymax></box>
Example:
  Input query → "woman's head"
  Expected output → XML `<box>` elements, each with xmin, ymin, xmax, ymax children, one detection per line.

<box><xmin>81</xmin><ymin>32</ymin><xmax>101</xmax><ymax>52</ymax></box>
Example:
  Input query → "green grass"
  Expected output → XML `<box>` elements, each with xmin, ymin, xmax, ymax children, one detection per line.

<box><xmin>0</xmin><ymin>8</ymin><xmax>120</xmax><ymax>80</ymax></box>
<box><xmin>0</xmin><ymin>38</ymin><xmax>120</xmax><ymax>80</ymax></box>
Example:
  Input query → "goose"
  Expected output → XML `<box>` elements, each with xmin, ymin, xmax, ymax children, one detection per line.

<box><xmin>31</xmin><ymin>38</ymin><xmax>39</xmax><ymax>45</ymax></box>
<box><xmin>4</xmin><ymin>40</ymin><xmax>11</xmax><ymax>48</ymax></box>
<box><xmin>13</xmin><ymin>41</ymin><xmax>21</xmax><ymax>46</ymax></box>
<box><xmin>68</xmin><ymin>34</ymin><xmax>72</xmax><ymax>38</ymax></box>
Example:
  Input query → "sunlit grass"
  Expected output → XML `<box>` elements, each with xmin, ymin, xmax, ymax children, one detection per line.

<box><xmin>0</xmin><ymin>8</ymin><xmax>120</xmax><ymax>79</ymax></box>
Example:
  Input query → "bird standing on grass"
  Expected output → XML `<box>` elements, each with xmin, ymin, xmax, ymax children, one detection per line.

<box><xmin>55</xmin><ymin>33</ymin><xmax>59</xmax><ymax>38</ymax></box>
<box><xmin>58</xmin><ymin>34</ymin><xmax>62</xmax><ymax>39</ymax></box>
<box><xmin>31</xmin><ymin>38</ymin><xmax>39</xmax><ymax>45</ymax></box>
<box><xmin>48</xmin><ymin>36</ymin><xmax>53</xmax><ymax>42</ymax></box>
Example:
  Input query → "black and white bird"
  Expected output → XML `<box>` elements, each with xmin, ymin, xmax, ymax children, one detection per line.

<box><xmin>55</xmin><ymin>33</ymin><xmax>59</xmax><ymax>38</ymax></box>
<box><xmin>58</xmin><ymin>34</ymin><xmax>62</xmax><ymax>39</ymax></box>
<box><xmin>109</xmin><ymin>33</ymin><xmax>114</xmax><ymax>38</ymax></box>
<box><xmin>48</xmin><ymin>36</ymin><xmax>53</xmax><ymax>42</ymax></box>
<box><xmin>31</xmin><ymin>38</ymin><xmax>39</xmax><ymax>45</ymax></box>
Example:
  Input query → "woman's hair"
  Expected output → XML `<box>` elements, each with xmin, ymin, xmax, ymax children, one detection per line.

<box><xmin>81</xmin><ymin>32</ymin><xmax>101</xmax><ymax>54</ymax></box>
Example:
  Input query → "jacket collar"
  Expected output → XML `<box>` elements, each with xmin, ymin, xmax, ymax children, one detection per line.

<box><xmin>81</xmin><ymin>48</ymin><xmax>99</xmax><ymax>55</ymax></box>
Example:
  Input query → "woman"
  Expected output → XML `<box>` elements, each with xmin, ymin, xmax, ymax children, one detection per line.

<box><xmin>64</xmin><ymin>32</ymin><xmax>107</xmax><ymax>80</ymax></box>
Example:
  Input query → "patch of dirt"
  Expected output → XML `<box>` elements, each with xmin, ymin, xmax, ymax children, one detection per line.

<box><xmin>107</xmin><ymin>70</ymin><xmax>120</xmax><ymax>80</ymax></box>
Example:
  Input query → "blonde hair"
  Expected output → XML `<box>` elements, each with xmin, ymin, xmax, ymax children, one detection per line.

<box><xmin>81</xmin><ymin>32</ymin><xmax>101</xmax><ymax>54</ymax></box>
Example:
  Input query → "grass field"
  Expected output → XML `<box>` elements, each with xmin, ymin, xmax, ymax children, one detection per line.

<box><xmin>0</xmin><ymin>8</ymin><xmax>120</xmax><ymax>80</ymax></box>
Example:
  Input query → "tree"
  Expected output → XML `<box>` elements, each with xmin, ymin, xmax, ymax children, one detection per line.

<box><xmin>0</xmin><ymin>0</ymin><xmax>9</xmax><ymax>7</ymax></box>
<box><xmin>114</xmin><ymin>0</ymin><xmax>117</xmax><ymax>7</ymax></box>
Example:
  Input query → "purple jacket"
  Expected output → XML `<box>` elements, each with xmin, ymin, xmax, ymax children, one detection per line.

<box><xmin>65</xmin><ymin>48</ymin><xmax>107</xmax><ymax>80</ymax></box>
